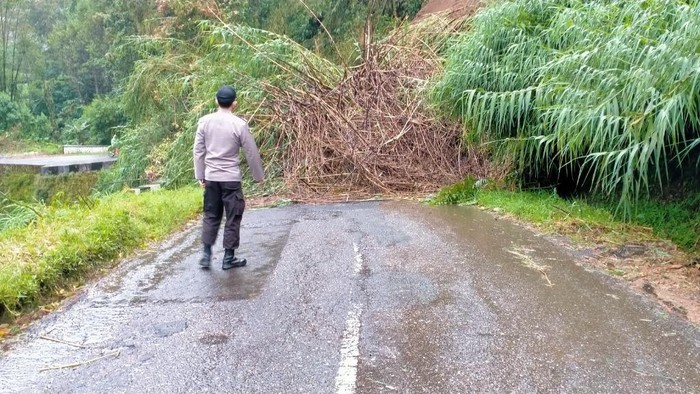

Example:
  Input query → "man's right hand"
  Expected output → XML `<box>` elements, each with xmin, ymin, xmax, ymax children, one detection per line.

<box><xmin>198</xmin><ymin>179</ymin><xmax>206</xmax><ymax>188</ymax></box>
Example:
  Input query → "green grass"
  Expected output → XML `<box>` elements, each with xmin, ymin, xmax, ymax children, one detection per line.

<box><xmin>477</xmin><ymin>189</ymin><xmax>618</xmax><ymax>230</ymax></box>
<box><xmin>0</xmin><ymin>136</ymin><xmax>62</xmax><ymax>155</ymax></box>
<box><xmin>627</xmin><ymin>195</ymin><xmax>700</xmax><ymax>252</ymax></box>
<box><xmin>429</xmin><ymin>179</ymin><xmax>678</xmax><ymax>249</ymax></box>
<box><xmin>0</xmin><ymin>171</ymin><xmax>100</xmax><ymax>204</ymax></box>
<box><xmin>431</xmin><ymin>177</ymin><xmax>478</xmax><ymax>205</ymax></box>
<box><xmin>0</xmin><ymin>187</ymin><xmax>202</xmax><ymax>321</ymax></box>
<box><xmin>462</xmin><ymin>187</ymin><xmax>698</xmax><ymax>254</ymax></box>
<box><xmin>0</xmin><ymin>172</ymin><xmax>36</xmax><ymax>202</ymax></box>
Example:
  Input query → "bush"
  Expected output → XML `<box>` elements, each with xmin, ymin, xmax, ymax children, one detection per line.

<box><xmin>0</xmin><ymin>93</ymin><xmax>52</xmax><ymax>141</ymax></box>
<box><xmin>0</xmin><ymin>202</ymin><xmax>42</xmax><ymax>232</ymax></box>
<box><xmin>82</xmin><ymin>96</ymin><xmax>128</xmax><ymax>145</ymax></box>
<box><xmin>0</xmin><ymin>93</ymin><xmax>25</xmax><ymax>132</ymax></box>
<box><xmin>431</xmin><ymin>177</ymin><xmax>479</xmax><ymax>205</ymax></box>
<box><xmin>62</xmin><ymin>96</ymin><xmax>127</xmax><ymax>145</ymax></box>
<box><xmin>20</xmin><ymin>113</ymin><xmax>53</xmax><ymax>141</ymax></box>
<box><xmin>35</xmin><ymin>172</ymin><xmax>99</xmax><ymax>203</ymax></box>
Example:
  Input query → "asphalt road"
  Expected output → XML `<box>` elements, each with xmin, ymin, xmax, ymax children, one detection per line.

<box><xmin>1</xmin><ymin>202</ymin><xmax>699</xmax><ymax>393</ymax></box>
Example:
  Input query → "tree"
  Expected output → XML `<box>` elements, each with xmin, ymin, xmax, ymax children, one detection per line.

<box><xmin>0</xmin><ymin>0</ymin><xmax>39</xmax><ymax>101</ymax></box>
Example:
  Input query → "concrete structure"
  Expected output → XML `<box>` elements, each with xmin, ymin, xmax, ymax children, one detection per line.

<box><xmin>0</xmin><ymin>154</ymin><xmax>116</xmax><ymax>175</ymax></box>
<box><xmin>129</xmin><ymin>184</ymin><xmax>162</xmax><ymax>194</ymax></box>
<box><xmin>63</xmin><ymin>145</ymin><xmax>109</xmax><ymax>154</ymax></box>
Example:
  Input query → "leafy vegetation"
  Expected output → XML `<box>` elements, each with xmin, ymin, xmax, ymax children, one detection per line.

<box><xmin>0</xmin><ymin>170</ymin><xmax>98</xmax><ymax>204</ymax></box>
<box><xmin>432</xmin><ymin>0</ymin><xmax>700</xmax><ymax>213</ymax></box>
<box><xmin>0</xmin><ymin>187</ymin><xmax>201</xmax><ymax>320</ymax></box>
<box><xmin>0</xmin><ymin>172</ymin><xmax>36</xmax><ymax>202</ymax></box>
<box><xmin>102</xmin><ymin>14</ymin><xmax>358</xmax><ymax>190</ymax></box>
<box><xmin>431</xmin><ymin>181</ymin><xmax>699</xmax><ymax>255</ymax></box>
<box><xmin>0</xmin><ymin>193</ymin><xmax>43</xmax><ymax>233</ymax></box>
<box><xmin>0</xmin><ymin>0</ymin><xmax>152</xmax><ymax>143</ymax></box>
<box><xmin>1</xmin><ymin>0</ymin><xmax>432</xmax><ymax>192</ymax></box>
<box><xmin>627</xmin><ymin>195</ymin><xmax>700</xmax><ymax>252</ymax></box>
<box><xmin>431</xmin><ymin>177</ymin><xmax>479</xmax><ymax>205</ymax></box>
<box><xmin>0</xmin><ymin>0</ymin><xmax>426</xmax><ymax>145</ymax></box>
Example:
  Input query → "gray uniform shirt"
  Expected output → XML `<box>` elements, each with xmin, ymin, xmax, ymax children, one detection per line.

<box><xmin>193</xmin><ymin>109</ymin><xmax>264</xmax><ymax>182</ymax></box>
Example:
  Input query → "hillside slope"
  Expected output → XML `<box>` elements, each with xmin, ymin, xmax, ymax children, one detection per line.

<box><xmin>415</xmin><ymin>0</ymin><xmax>483</xmax><ymax>20</ymax></box>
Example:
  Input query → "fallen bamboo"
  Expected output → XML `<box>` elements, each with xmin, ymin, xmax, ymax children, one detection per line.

<box><xmin>39</xmin><ymin>334</ymin><xmax>88</xmax><ymax>349</ymax></box>
<box><xmin>236</xmin><ymin>14</ymin><xmax>494</xmax><ymax>198</ymax></box>
<box><xmin>40</xmin><ymin>350</ymin><xmax>121</xmax><ymax>373</ymax></box>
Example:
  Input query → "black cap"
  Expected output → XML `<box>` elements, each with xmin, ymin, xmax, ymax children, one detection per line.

<box><xmin>216</xmin><ymin>86</ymin><xmax>236</xmax><ymax>103</ymax></box>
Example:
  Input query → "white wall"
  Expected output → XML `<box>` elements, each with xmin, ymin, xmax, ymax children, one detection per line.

<box><xmin>63</xmin><ymin>145</ymin><xmax>109</xmax><ymax>154</ymax></box>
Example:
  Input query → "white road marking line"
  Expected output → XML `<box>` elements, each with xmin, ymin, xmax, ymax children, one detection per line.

<box><xmin>353</xmin><ymin>243</ymin><xmax>363</xmax><ymax>274</ymax></box>
<box><xmin>335</xmin><ymin>305</ymin><xmax>362</xmax><ymax>394</ymax></box>
<box><xmin>334</xmin><ymin>243</ymin><xmax>365</xmax><ymax>393</ymax></box>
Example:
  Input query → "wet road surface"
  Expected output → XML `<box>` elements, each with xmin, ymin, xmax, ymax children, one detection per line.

<box><xmin>1</xmin><ymin>202</ymin><xmax>699</xmax><ymax>393</ymax></box>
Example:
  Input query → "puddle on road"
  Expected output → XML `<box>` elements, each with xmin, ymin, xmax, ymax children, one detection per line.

<box><xmin>91</xmin><ymin>209</ymin><xmax>295</xmax><ymax>305</ymax></box>
<box><xmin>0</xmin><ymin>209</ymin><xmax>298</xmax><ymax>390</ymax></box>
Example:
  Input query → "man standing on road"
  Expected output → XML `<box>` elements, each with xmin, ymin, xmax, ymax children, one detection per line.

<box><xmin>193</xmin><ymin>85</ymin><xmax>264</xmax><ymax>270</ymax></box>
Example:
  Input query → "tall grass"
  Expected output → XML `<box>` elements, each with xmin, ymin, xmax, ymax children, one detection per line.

<box><xmin>432</xmin><ymin>0</ymin><xmax>700</xmax><ymax>213</ymax></box>
<box><xmin>0</xmin><ymin>202</ymin><xmax>41</xmax><ymax>232</ymax></box>
<box><xmin>0</xmin><ymin>187</ymin><xmax>202</xmax><ymax>319</ymax></box>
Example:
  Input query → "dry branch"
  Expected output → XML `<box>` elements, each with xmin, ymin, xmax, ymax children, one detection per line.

<box><xmin>39</xmin><ymin>334</ymin><xmax>88</xmax><ymax>349</ymax></box>
<box><xmin>40</xmin><ymin>350</ymin><xmax>121</xmax><ymax>372</ymax></box>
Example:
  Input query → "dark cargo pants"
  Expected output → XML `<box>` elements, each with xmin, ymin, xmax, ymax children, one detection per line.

<box><xmin>202</xmin><ymin>181</ymin><xmax>245</xmax><ymax>250</ymax></box>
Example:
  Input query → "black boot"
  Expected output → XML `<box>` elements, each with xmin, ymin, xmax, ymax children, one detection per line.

<box><xmin>222</xmin><ymin>249</ymin><xmax>246</xmax><ymax>270</ymax></box>
<box><xmin>199</xmin><ymin>244</ymin><xmax>212</xmax><ymax>268</ymax></box>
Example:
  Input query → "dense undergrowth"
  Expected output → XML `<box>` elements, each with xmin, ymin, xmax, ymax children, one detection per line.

<box><xmin>97</xmin><ymin>1</ymin><xmax>387</xmax><ymax>191</ymax></box>
<box><xmin>631</xmin><ymin>195</ymin><xmax>700</xmax><ymax>252</ymax></box>
<box><xmin>0</xmin><ymin>187</ymin><xmax>201</xmax><ymax>321</ymax></box>
<box><xmin>97</xmin><ymin>22</ymin><xmax>331</xmax><ymax>191</ymax></box>
<box><xmin>0</xmin><ymin>171</ymin><xmax>99</xmax><ymax>206</ymax></box>
<box><xmin>431</xmin><ymin>0</ymin><xmax>700</xmax><ymax>214</ymax></box>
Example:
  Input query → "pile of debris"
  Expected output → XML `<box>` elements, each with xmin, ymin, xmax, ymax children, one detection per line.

<box><xmin>252</xmin><ymin>16</ymin><xmax>490</xmax><ymax>198</ymax></box>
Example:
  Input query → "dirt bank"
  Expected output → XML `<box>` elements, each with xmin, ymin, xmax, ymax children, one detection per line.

<box><xmin>415</xmin><ymin>0</ymin><xmax>484</xmax><ymax>20</ymax></box>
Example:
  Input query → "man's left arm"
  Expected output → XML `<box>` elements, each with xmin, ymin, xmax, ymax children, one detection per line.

<box><xmin>193</xmin><ymin>120</ymin><xmax>206</xmax><ymax>186</ymax></box>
